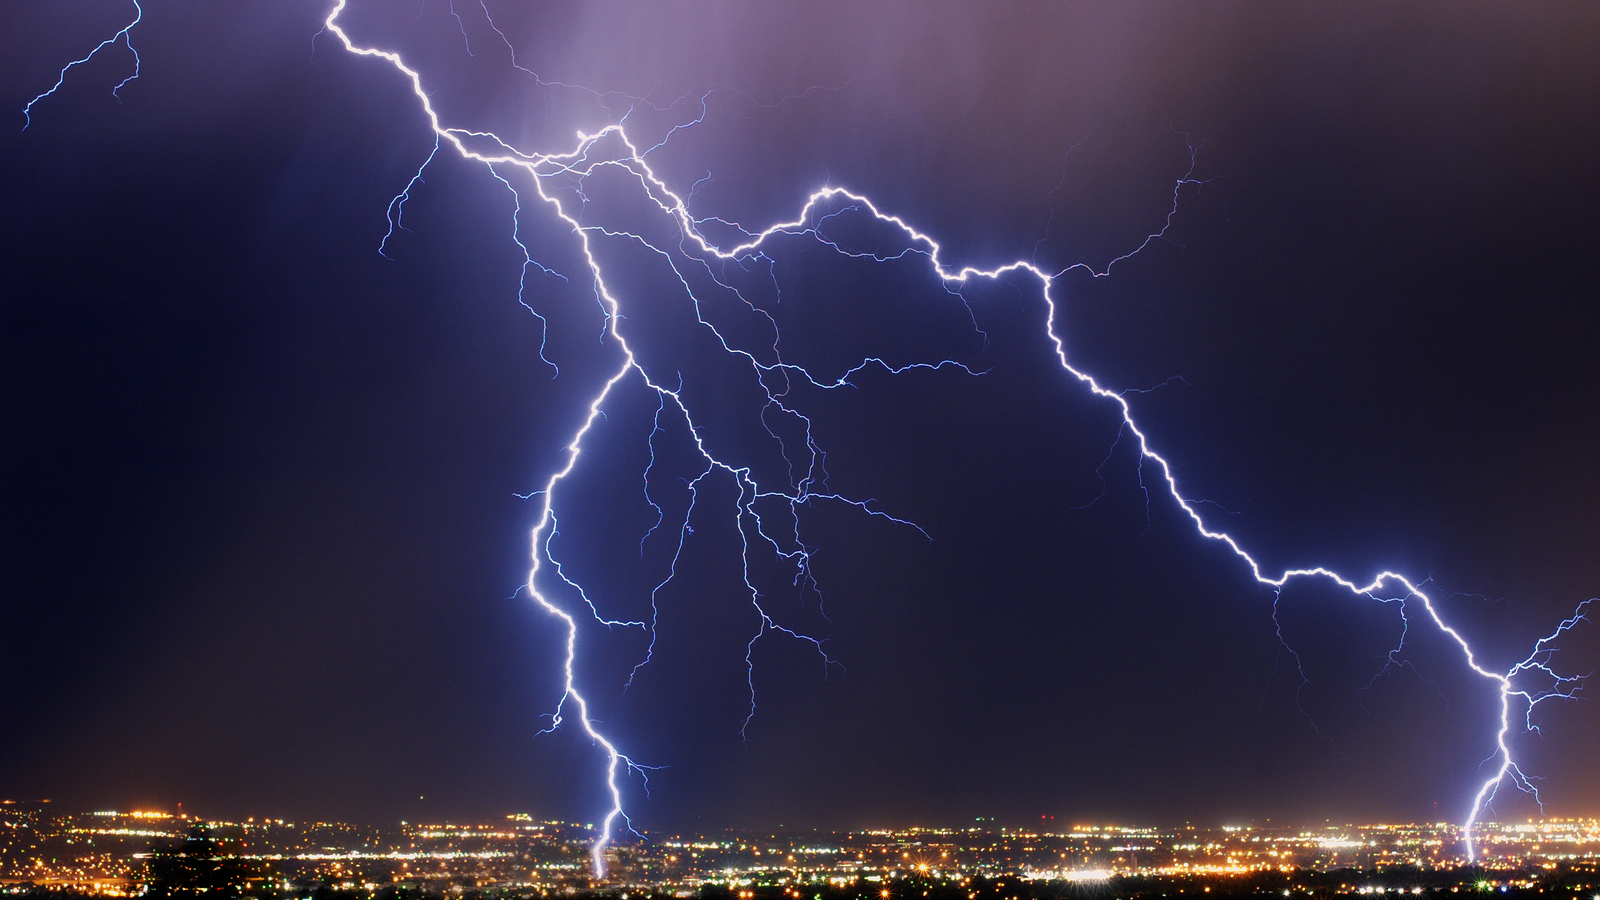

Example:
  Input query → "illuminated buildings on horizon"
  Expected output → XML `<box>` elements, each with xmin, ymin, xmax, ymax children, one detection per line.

<box><xmin>2</xmin><ymin>803</ymin><xmax>1597</xmax><ymax>896</ymax></box>
<box><xmin>628</xmin><ymin>821</ymin><xmax>1600</xmax><ymax>888</ymax></box>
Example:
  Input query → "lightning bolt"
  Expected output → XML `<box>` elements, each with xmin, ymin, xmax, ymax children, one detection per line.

<box><xmin>21</xmin><ymin>0</ymin><xmax>142</xmax><ymax>132</ymax></box>
<box><xmin>28</xmin><ymin>1</ymin><xmax>1593</xmax><ymax>876</ymax></box>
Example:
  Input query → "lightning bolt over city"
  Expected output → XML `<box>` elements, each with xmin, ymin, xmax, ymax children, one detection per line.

<box><xmin>22</xmin><ymin>0</ymin><xmax>1594</xmax><ymax>879</ymax></box>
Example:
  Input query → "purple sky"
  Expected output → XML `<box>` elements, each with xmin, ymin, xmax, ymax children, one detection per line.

<box><xmin>3</xmin><ymin>1</ymin><xmax>1597</xmax><ymax>833</ymax></box>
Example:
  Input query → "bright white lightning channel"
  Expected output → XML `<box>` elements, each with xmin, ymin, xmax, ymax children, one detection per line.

<box><xmin>24</xmin><ymin>0</ymin><xmax>1593</xmax><ymax>877</ymax></box>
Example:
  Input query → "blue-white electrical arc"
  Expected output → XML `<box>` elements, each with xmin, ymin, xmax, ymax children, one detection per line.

<box><xmin>21</xmin><ymin>0</ymin><xmax>1593</xmax><ymax>878</ymax></box>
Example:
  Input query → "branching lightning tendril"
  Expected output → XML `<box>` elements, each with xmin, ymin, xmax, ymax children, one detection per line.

<box><xmin>21</xmin><ymin>0</ymin><xmax>142</xmax><ymax>132</ymax></box>
<box><xmin>25</xmin><ymin>1</ymin><xmax>1593</xmax><ymax>878</ymax></box>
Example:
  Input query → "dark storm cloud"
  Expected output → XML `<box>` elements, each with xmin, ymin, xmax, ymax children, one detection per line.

<box><xmin>2</xmin><ymin>1</ymin><xmax>1597</xmax><ymax>833</ymax></box>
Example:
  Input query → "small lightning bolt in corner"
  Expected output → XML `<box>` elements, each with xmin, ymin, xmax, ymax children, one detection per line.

<box><xmin>21</xmin><ymin>1</ymin><xmax>143</xmax><ymax>132</ymax></box>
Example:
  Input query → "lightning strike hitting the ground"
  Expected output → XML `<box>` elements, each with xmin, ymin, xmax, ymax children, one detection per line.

<box><xmin>26</xmin><ymin>1</ymin><xmax>1594</xmax><ymax>878</ymax></box>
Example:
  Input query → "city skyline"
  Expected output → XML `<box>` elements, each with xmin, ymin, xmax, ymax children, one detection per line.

<box><xmin>7</xmin><ymin>803</ymin><xmax>1600</xmax><ymax>888</ymax></box>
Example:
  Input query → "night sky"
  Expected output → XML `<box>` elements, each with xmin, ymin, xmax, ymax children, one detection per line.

<box><xmin>3</xmin><ymin>2</ymin><xmax>1598</xmax><ymax>835</ymax></box>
